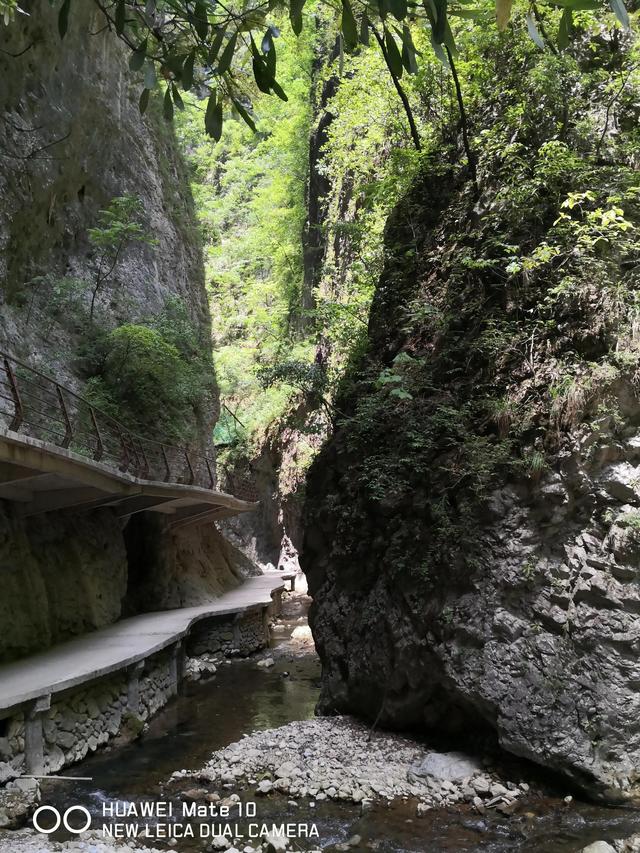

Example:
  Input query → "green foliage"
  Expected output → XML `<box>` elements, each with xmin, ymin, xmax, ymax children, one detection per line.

<box><xmin>305</xmin><ymin>18</ymin><xmax>640</xmax><ymax>587</ymax></box>
<box><xmin>21</xmin><ymin>195</ymin><xmax>157</xmax><ymax>330</ymax></box>
<box><xmin>40</xmin><ymin>0</ymin><xmax>632</xmax><ymax>145</ymax></box>
<box><xmin>615</xmin><ymin>509</ymin><xmax>640</xmax><ymax>532</ymax></box>
<box><xmin>83</xmin><ymin>324</ymin><xmax>203</xmax><ymax>441</ymax></box>
<box><xmin>87</xmin><ymin>194</ymin><xmax>157</xmax><ymax>319</ymax></box>
<box><xmin>25</xmin><ymin>276</ymin><xmax>86</xmax><ymax>327</ymax></box>
<box><xmin>521</xmin><ymin>558</ymin><xmax>539</xmax><ymax>582</ymax></box>
<box><xmin>87</xmin><ymin>194</ymin><xmax>151</xmax><ymax>253</ymax></box>
<box><xmin>258</xmin><ymin>360</ymin><xmax>328</xmax><ymax>400</ymax></box>
<box><xmin>0</xmin><ymin>0</ymin><xmax>18</xmax><ymax>25</ymax></box>
<box><xmin>523</xmin><ymin>450</ymin><xmax>547</xmax><ymax>479</ymax></box>
<box><xmin>174</xmin><ymin>9</ymin><xmax>433</xmax><ymax>462</ymax></box>
<box><xmin>175</xmin><ymin>20</ymin><xmax>315</xmax><ymax>452</ymax></box>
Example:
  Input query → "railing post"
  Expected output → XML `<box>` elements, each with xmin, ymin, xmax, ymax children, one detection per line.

<box><xmin>184</xmin><ymin>449</ymin><xmax>195</xmax><ymax>486</ymax></box>
<box><xmin>135</xmin><ymin>439</ymin><xmax>150</xmax><ymax>479</ymax></box>
<box><xmin>206</xmin><ymin>457</ymin><xmax>215</xmax><ymax>490</ymax></box>
<box><xmin>24</xmin><ymin>694</ymin><xmax>51</xmax><ymax>775</ymax></box>
<box><xmin>127</xmin><ymin>433</ymin><xmax>141</xmax><ymax>476</ymax></box>
<box><xmin>3</xmin><ymin>357</ymin><xmax>23</xmax><ymax>432</ymax></box>
<box><xmin>55</xmin><ymin>385</ymin><xmax>73</xmax><ymax>448</ymax></box>
<box><xmin>89</xmin><ymin>407</ymin><xmax>104</xmax><ymax>461</ymax></box>
<box><xmin>161</xmin><ymin>445</ymin><xmax>171</xmax><ymax>482</ymax></box>
<box><xmin>127</xmin><ymin>661</ymin><xmax>145</xmax><ymax>715</ymax></box>
<box><xmin>117</xmin><ymin>426</ymin><xmax>130</xmax><ymax>473</ymax></box>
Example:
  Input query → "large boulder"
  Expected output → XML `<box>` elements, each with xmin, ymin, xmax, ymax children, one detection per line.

<box><xmin>303</xmin><ymin>124</ymin><xmax>640</xmax><ymax>800</ymax></box>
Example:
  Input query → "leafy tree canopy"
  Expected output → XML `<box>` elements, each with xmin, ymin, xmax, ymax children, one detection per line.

<box><xmin>36</xmin><ymin>0</ymin><xmax>632</xmax><ymax>145</ymax></box>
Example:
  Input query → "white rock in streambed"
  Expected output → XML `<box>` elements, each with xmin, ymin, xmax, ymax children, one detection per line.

<box><xmin>263</xmin><ymin>831</ymin><xmax>290</xmax><ymax>851</ymax></box>
<box><xmin>408</xmin><ymin>751</ymin><xmax>482</xmax><ymax>784</ymax></box>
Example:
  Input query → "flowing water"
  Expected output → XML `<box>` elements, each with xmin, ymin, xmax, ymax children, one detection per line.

<box><xmin>39</xmin><ymin>595</ymin><xmax>640</xmax><ymax>853</ymax></box>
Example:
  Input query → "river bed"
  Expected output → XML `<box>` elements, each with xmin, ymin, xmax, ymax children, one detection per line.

<box><xmin>20</xmin><ymin>591</ymin><xmax>640</xmax><ymax>852</ymax></box>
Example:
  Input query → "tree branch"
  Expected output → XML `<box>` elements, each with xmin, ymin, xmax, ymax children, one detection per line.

<box><xmin>371</xmin><ymin>26</ymin><xmax>422</xmax><ymax>152</ymax></box>
<box><xmin>444</xmin><ymin>45</ymin><xmax>478</xmax><ymax>198</ymax></box>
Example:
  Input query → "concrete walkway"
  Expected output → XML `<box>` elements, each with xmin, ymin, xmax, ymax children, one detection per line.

<box><xmin>0</xmin><ymin>575</ymin><xmax>286</xmax><ymax>715</ymax></box>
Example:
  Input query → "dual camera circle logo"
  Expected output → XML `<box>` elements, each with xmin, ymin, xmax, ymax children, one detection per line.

<box><xmin>33</xmin><ymin>805</ymin><xmax>92</xmax><ymax>834</ymax></box>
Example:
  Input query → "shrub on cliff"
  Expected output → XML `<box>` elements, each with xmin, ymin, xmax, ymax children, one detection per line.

<box><xmin>83</xmin><ymin>322</ymin><xmax>213</xmax><ymax>444</ymax></box>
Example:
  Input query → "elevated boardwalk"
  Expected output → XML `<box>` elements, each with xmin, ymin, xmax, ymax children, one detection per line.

<box><xmin>0</xmin><ymin>350</ymin><xmax>258</xmax><ymax>525</ymax></box>
<box><xmin>0</xmin><ymin>352</ymin><xmax>270</xmax><ymax>778</ymax></box>
<box><xmin>0</xmin><ymin>429</ymin><xmax>256</xmax><ymax>526</ymax></box>
<box><xmin>0</xmin><ymin>575</ymin><xmax>285</xmax><ymax>715</ymax></box>
<box><xmin>0</xmin><ymin>574</ymin><xmax>291</xmax><ymax>777</ymax></box>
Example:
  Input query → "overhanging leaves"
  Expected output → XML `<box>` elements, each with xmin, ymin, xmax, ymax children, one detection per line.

<box><xmin>401</xmin><ymin>25</ymin><xmax>418</xmax><ymax>73</ymax></box>
<box><xmin>139</xmin><ymin>87</ymin><xmax>150</xmax><ymax>114</ymax></box>
<box><xmin>182</xmin><ymin>49</ymin><xmax>195</xmax><ymax>91</ymax></box>
<box><xmin>496</xmin><ymin>0</ymin><xmax>512</xmax><ymax>30</ymax></box>
<box><xmin>341</xmin><ymin>0</ymin><xmax>359</xmax><ymax>49</ymax></box>
<box><xmin>205</xmin><ymin>90</ymin><xmax>223</xmax><ymax>140</ymax></box>
<box><xmin>208</xmin><ymin>28</ymin><xmax>226</xmax><ymax>64</ymax></box>
<box><xmin>58</xmin><ymin>0</ymin><xmax>70</xmax><ymax>38</ymax></box>
<box><xmin>217</xmin><ymin>32</ymin><xmax>237</xmax><ymax>73</ymax></box>
<box><xmin>557</xmin><ymin>7</ymin><xmax>572</xmax><ymax>48</ymax></box>
<box><xmin>193</xmin><ymin>0</ymin><xmax>209</xmax><ymax>39</ymax></box>
<box><xmin>231</xmin><ymin>96</ymin><xmax>257</xmax><ymax>132</ymax></box>
<box><xmin>115</xmin><ymin>0</ymin><xmax>125</xmax><ymax>35</ymax></box>
<box><xmin>608</xmin><ymin>0</ymin><xmax>630</xmax><ymax>29</ymax></box>
<box><xmin>360</xmin><ymin>11</ymin><xmax>370</xmax><ymax>45</ymax></box>
<box><xmin>525</xmin><ymin>12</ymin><xmax>546</xmax><ymax>49</ymax></box>
<box><xmin>290</xmin><ymin>0</ymin><xmax>306</xmax><ymax>35</ymax></box>
<box><xmin>384</xmin><ymin>26</ymin><xmax>403</xmax><ymax>76</ymax></box>
<box><xmin>163</xmin><ymin>85</ymin><xmax>174</xmax><ymax>120</ymax></box>
<box><xmin>171</xmin><ymin>82</ymin><xmax>185</xmax><ymax>110</ymax></box>
<box><xmin>129</xmin><ymin>39</ymin><xmax>148</xmax><ymax>72</ymax></box>
<box><xmin>389</xmin><ymin>0</ymin><xmax>408</xmax><ymax>21</ymax></box>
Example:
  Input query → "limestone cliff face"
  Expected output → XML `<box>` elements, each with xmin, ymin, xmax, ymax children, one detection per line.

<box><xmin>0</xmin><ymin>3</ymin><xmax>251</xmax><ymax>662</ymax></box>
<box><xmin>0</xmin><ymin>503</ymin><xmax>127</xmax><ymax>662</ymax></box>
<box><xmin>0</xmin><ymin>0</ymin><xmax>211</xmax><ymax>402</ymax></box>
<box><xmin>123</xmin><ymin>513</ymin><xmax>256</xmax><ymax>613</ymax></box>
<box><xmin>219</xmin><ymin>418</ymin><xmax>309</xmax><ymax>573</ymax></box>
<box><xmin>305</xmin><ymin>414</ymin><xmax>640</xmax><ymax>799</ymax></box>
<box><xmin>302</xmin><ymin>35</ymin><xmax>640</xmax><ymax>798</ymax></box>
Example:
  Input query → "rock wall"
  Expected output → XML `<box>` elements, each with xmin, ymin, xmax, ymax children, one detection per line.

<box><xmin>0</xmin><ymin>501</ymin><xmax>127</xmax><ymax>662</ymax></box>
<box><xmin>0</xmin><ymin>1</ymin><xmax>258</xmax><ymax>660</ymax></box>
<box><xmin>0</xmin><ymin>498</ymin><xmax>254</xmax><ymax>662</ymax></box>
<box><xmin>122</xmin><ymin>514</ymin><xmax>250</xmax><ymax>613</ymax></box>
<box><xmin>219</xmin><ymin>419</ymin><xmax>309</xmax><ymax>573</ymax></box>
<box><xmin>305</xmin><ymin>402</ymin><xmax>640</xmax><ymax>799</ymax></box>
<box><xmin>302</xmin><ymin>29</ymin><xmax>640</xmax><ymax>801</ymax></box>
<box><xmin>187</xmin><ymin>608</ymin><xmax>269</xmax><ymax>657</ymax></box>
<box><xmin>0</xmin><ymin>0</ymin><xmax>212</xmax><ymax>390</ymax></box>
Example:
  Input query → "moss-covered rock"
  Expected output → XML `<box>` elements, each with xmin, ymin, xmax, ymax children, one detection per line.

<box><xmin>302</xmin><ymin>31</ymin><xmax>640</xmax><ymax>799</ymax></box>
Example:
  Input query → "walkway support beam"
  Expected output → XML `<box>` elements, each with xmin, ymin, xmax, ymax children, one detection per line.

<box><xmin>24</xmin><ymin>694</ymin><xmax>50</xmax><ymax>776</ymax></box>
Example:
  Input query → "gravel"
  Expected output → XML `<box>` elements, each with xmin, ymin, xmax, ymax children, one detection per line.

<box><xmin>173</xmin><ymin>716</ymin><xmax>530</xmax><ymax>812</ymax></box>
<box><xmin>0</xmin><ymin>830</ymin><xmax>164</xmax><ymax>853</ymax></box>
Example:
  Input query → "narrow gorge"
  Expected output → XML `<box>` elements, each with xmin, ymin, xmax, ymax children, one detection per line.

<box><xmin>0</xmin><ymin>0</ymin><xmax>639</xmax><ymax>851</ymax></box>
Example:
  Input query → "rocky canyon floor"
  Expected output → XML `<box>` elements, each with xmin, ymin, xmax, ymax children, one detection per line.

<box><xmin>2</xmin><ymin>582</ymin><xmax>640</xmax><ymax>853</ymax></box>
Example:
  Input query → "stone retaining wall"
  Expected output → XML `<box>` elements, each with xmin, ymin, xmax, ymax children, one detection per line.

<box><xmin>0</xmin><ymin>646</ymin><xmax>177</xmax><ymax>779</ymax></box>
<box><xmin>0</xmin><ymin>595</ymin><xmax>280</xmax><ymax>786</ymax></box>
<box><xmin>187</xmin><ymin>608</ymin><xmax>268</xmax><ymax>657</ymax></box>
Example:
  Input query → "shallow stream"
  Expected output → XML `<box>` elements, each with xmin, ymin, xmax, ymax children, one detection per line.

<box><xmin>40</xmin><ymin>596</ymin><xmax>640</xmax><ymax>853</ymax></box>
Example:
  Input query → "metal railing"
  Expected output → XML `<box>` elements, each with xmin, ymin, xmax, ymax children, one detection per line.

<box><xmin>0</xmin><ymin>350</ymin><xmax>257</xmax><ymax>502</ymax></box>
